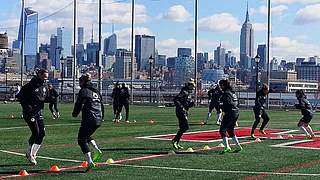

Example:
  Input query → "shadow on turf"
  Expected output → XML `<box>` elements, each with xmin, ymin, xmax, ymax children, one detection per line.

<box><xmin>101</xmin><ymin>147</ymin><xmax>163</xmax><ymax>151</ymax></box>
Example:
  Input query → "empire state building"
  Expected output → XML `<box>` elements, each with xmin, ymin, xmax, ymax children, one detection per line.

<box><xmin>240</xmin><ymin>4</ymin><xmax>254</xmax><ymax>69</ymax></box>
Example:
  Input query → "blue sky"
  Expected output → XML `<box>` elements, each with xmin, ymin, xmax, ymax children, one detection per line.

<box><xmin>0</xmin><ymin>0</ymin><xmax>319</xmax><ymax>61</ymax></box>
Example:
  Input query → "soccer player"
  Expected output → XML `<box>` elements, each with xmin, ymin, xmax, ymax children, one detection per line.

<box><xmin>172</xmin><ymin>79</ymin><xmax>195</xmax><ymax>150</ymax></box>
<box><xmin>295</xmin><ymin>90</ymin><xmax>315</xmax><ymax>139</ymax></box>
<box><xmin>205</xmin><ymin>84</ymin><xmax>222</xmax><ymax>125</ymax></box>
<box><xmin>218</xmin><ymin>79</ymin><xmax>242</xmax><ymax>154</ymax></box>
<box><xmin>48</xmin><ymin>84</ymin><xmax>60</xmax><ymax>119</ymax></box>
<box><xmin>117</xmin><ymin>83</ymin><xmax>130</xmax><ymax>122</ymax></box>
<box><xmin>250</xmin><ymin>84</ymin><xmax>270</xmax><ymax>139</ymax></box>
<box><xmin>72</xmin><ymin>73</ymin><xmax>104</xmax><ymax>172</ymax></box>
<box><xmin>16</xmin><ymin>69</ymin><xmax>49</xmax><ymax>165</ymax></box>
<box><xmin>111</xmin><ymin>82</ymin><xmax>121</xmax><ymax>122</ymax></box>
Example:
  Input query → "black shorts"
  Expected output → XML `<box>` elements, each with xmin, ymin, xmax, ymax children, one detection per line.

<box><xmin>300</xmin><ymin>114</ymin><xmax>313</xmax><ymax>124</ymax></box>
<box><xmin>209</xmin><ymin>102</ymin><xmax>220</xmax><ymax>112</ymax></box>
<box><xmin>220</xmin><ymin>113</ymin><xmax>239</xmax><ymax>132</ymax></box>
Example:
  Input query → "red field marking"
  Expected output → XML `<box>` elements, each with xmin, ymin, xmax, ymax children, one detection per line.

<box><xmin>147</xmin><ymin>128</ymin><xmax>285</xmax><ymax>141</ymax></box>
<box><xmin>241</xmin><ymin>159</ymin><xmax>320</xmax><ymax>180</ymax></box>
<box><xmin>294</xmin><ymin>141</ymin><xmax>320</xmax><ymax>148</ymax></box>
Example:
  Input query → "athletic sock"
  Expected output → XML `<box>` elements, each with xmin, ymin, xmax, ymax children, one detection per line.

<box><xmin>206</xmin><ymin>112</ymin><xmax>211</xmax><ymax>122</ymax></box>
<box><xmin>26</xmin><ymin>144</ymin><xmax>32</xmax><ymax>155</ymax></box>
<box><xmin>306</xmin><ymin>125</ymin><xmax>315</xmax><ymax>136</ymax></box>
<box><xmin>85</xmin><ymin>152</ymin><xmax>94</xmax><ymax>164</ymax></box>
<box><xmin>89</xmin><ymin>140</ymin><xmax>100</xmax><ymax>151</ymax></box>
<box><xmin>299</xmin><ymin>126</ymin><xmax>310</xmax><ymax>136</ymax></box>
<box><xmin>217</xmin><ymin>113</ymin><xmax>222</xmax><ymax>123</ymax></box>
<box><xmin>31</xmin><ymin>144</ymin><xmax>41</xmax><ymax>158</ymax></box>
<box><xmin>232</xmin><ymin>136</ymin><xmax>241</xmax><ymax>147</ymax></box>
<box><xmin>222</xmin><ymin>137</ymin><xmax>230</xmax><ymax>149</ymax></box>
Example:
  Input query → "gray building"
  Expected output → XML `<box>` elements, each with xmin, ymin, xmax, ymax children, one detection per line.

<box><xmin>214</xmin><ymin>43</ymin><xmax>225</xmax><ymax>68</ymax></box>
<box><xmin>104</xmin><ymin>33</ymin><xmax>117</xmax><ymax>56</ymax></box>
<box><xmin>296</xmin><ymin>61</ymin><xmax>320</xmax><ymax>81</ymax></box>
<box><xmin>86</xmin><ymin>37</ymin><xmax>99</xmax><ymax>65</ymax></box>
<box><xmin>178</xmin><ymin>48</ymin><xmax>192</xmax><ymax>57</ymax></box>
<box><xmin>114</xmin><ymin>49</ymin><xmax>137</xmax><ymax>79</ymax></box>
<box><xmin>240</xmin><ymin>5</ymin><xmax>254</xmax><ymax>69</ymax></box>
<box><xmin>50</xmin><ymin>35</ymin><xmax>61</xmax><ymax>70</ymax></box>
<box><xmin>202</xmin><ymin>69</ymin><xmax>227</xmax><ymax>82</ymax></box>
<box><xmin>156</xmin><ymin>54</ymin><xmax>166</xmax><ymax>67</ymax></box>
<box><xmin>135</xmin><ymin>35</ymin><xmax>155</xmax><ymax>71</ymax></box>
<box><xmin>78</xmin><ymin>27</ymin><xmax>84</xmax><ymax>45</ymax></box>
<box><xmin>175</xmin><ymin>56</ymin><xmax>194</xmax><ymax>86</ymax></box>
<box><xmin>257</xmin><ymin>44</ymin><xmax>267</xmax><ymax>70</ymax></box>
<box><xmin>167</xmin><ymin>57</ymin><xmax>176</xmax><ymax>70</ymax></box>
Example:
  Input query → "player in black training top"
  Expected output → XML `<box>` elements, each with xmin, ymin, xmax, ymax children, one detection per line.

<box><xmin>111</xmin><ymin>82</ymin><xmax>121</xmax><ymax>122</ymax></box>
<box><xmin>117</xmin><ymin>83</ymin><xmax>130</xmax><ymax>122</ymax></box>
<box><xmin>48</xmin><ymin>84</ymin><xmax>60</xmax><ymax>119</ymax></box>
<box><xmin>16</xmin><ymin>69</ymin><xmax>49</xmax><ymax>165</ymax></box>
<box><xmin>295</xmin><ymin>90</ymin><xmax>315</xmax><ymax>139</ymax></box>
<box><xmin>205</xmin><ymin>84</ymin><xmax>222</xmax><ymax>125</ymax></box>
<box><xmin>218</xmin><ymin>79</ymin><xmax>242</xmax><ymax>154</ymax></box>
<box><xmin>72</xmin><ymin>73</ymin><xmax>104</xmax><ymax>172</ymax></box>
<box><xmin>172</xmin><ymin>79</ymin><xmax>195</xmax><ymax>150</ymax></box>
<box><xmin>250</xmin><ymin>84</ymin><xmax>270</xmax><ymax>139</ymax></box>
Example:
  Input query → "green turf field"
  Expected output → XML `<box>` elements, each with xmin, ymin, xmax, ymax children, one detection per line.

<box><xmin>0</xmin><ymin>103</ymin><xmax>319</xmax><ymax>179</ymax></box>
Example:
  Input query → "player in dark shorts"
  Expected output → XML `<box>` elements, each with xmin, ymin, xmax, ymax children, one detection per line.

<box><xmin>295</xmin><ymin>90</ymin><xmax>315</xmax><ymax>139</ymax></box>
<box><xmin>111</xmin><ymin>82</ymin><xmax>121</xmax><ymax>122</ymax></box>
<box><xmin>205</xmin><ymin>84</ymin><xmax>222</xmax><ymax>125</ymax></box>
<box><xmin>48</xmin><ymin>84</ymin><xmax>60</xmax><ymax>119</ymax></box>
<box><xmin>72</xmin><ymin>73</ymin><xmax>104</xmax><ymax>172</ymax></box>
<box><xmin>117</xmin><ymin>83</ymin><xmax>130</xmax><ymax>122</ymax></box>
<box><xmin>16</xmin><ymin>69</ymin><xmax>49</xmax><ymax>165</ymax></box>
<box><xmin>172</xmin><ymin>79</ymin><xmax>195</xmax><ymax>150</ymax></box>
<box><xmin>250</xmin><ymin>84</ymin><xmax>270</xmax><ymax>139</ymax></box>
<box><xmin>218</xmin><ymin>79</ymin><xmax>242</xmax><ymax>154</ymax></box>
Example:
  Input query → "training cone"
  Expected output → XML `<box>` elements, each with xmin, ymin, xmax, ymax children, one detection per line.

<box><xmin>277</xmin><ymin>135</ymin><xmax>284</xmax><ymax>139</ymax></box>
<box><xmin>203</xmin><ymin>145</ymin><xmax>211</xmax><ymax>150</ymax></box>
<box><xmin>149</xmin><ymin>119</ymin><xmax>155</xmax><ymax>124</ymax></box>
<box><xmin>217</xmin><ymin>143</ymin><xmax>225</xmax><ymax>148</ymax></box>
<box><xmin>255</xmin><ymin>138</ymin><xmax>262</xmax><ymax>143</ymax></box>
<box><xmin>106</xmin><ymin>158</ymin><xmax>115</xmax><ymax>164</ymax></box>
<box><xmin>50</xmin><ymin>165</ymin><xmax>61</xmax><ymax>172</ymax></box>
<box><xmin>288</xmin><ymin>134</ymin><xmax>293</xmax><ymax>138</ymax></box>
<box><xmin>81</xmin><ymin>161</ymin><xmax>88</xmax><ymax>168</ymax></box>
<box><xmin>18</xmin><ymin>170</ymin><xmax>29</xmax><ymax>176</ymax></box>
<box><xmin>186</xmin><ymin>148</ymin><xmax>194</xmax><ymax>152</ymax></box>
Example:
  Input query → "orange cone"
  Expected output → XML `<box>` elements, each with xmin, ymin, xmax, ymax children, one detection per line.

<box><xmin>50</xmin><ymin>165</ymin><xmax>61</xmax><ymax>172</ymax></box>
<box><xmin>18</xmin><ymin>170</ymin><xmax>29</xmax><ymax>176</ymax></box>
<box><xmin>81</xmin><ymin>161</ymin><xmax>88</xmax><ymax>168</ymax></box>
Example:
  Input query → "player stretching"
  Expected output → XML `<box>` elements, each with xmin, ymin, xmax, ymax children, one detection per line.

<box><xmin>172</xmin><ymin>79</ymin><xmax>195</xmax><ymax>150</ymax></box>
<box><xmin>72</xmin><ymin>73</ymin><xmax>104</xmax><ymax>172</ymax></box>
<box><xmin>295</xmin><ymin>90</ymin><xmax>315</xmax><ymax>139</ymax></box>
<box><xmin>205</xmin><ymin>84</ymin><xmax>222</xmax><ymax>125</ymax></box>
<box><xmin>16</xmin><ymin>69</ymin><xmax>49</xmax><ymax>165</ymax></box>
<box><xmin>250</xmin><ymin>84</ymin><xmax>270</xmax><ymax>139</ymax></box>
<box><xmin>218</xmin><ymin>79</ymin><xmax>242</xmax><ymax>154</ymax></box>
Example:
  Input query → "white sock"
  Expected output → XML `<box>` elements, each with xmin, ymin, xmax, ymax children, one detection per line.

<box><xmin>299</xmin><ymin>126</ymin><xmax>310</xmax><ymax>136</ymax></box>
<box><xmin>217</xmin><ymin>113</ymin><xmax>222</xmax><ymax>123</ymax></box>
<box><xmin>27</xmin><ymin>145</ymin><xmax>32</xmax><ymax>155</ymax></box>
<box><xmin>89</xmin><ymin>140</ymin><xmax>100</xmax><ymax>152</ymax></box>
<box><xmin>306</xmin><ymin>125</ymin><xmax>315</xmax><ymax>136</ymax></box>
<box><xmin>222</xmin><ymin>137</ymin><xmax>230</xmax><ymax>149</ymax></box>
<box><xmin>206</xmin><ymin>112</ymin><xmax>211</xmax><ymax>122</ymax></box>
<box><xmin>232</xmin><ymin>136</ymin><xmax>241</xmax><ymax>147</ymax></box>
<box><xmin>85</xmin><ymin>152</ymin><xmax>93</xmax><ymax>164</ymax></box>
<box><xmin>31</xmin><ymin>144</ymin><xmax>41</xmax><ymax>157</ymax></box>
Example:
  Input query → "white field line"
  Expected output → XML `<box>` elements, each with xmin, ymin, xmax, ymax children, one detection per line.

<box><xmin>0</xmin><ymin>150</ymin><xmax>82</xmax><ymax>163</ymax></box>
<box><xmin>272</xmin><ymin>130</ymin><xmax>299</xmax><ymax>135</ymax></box>
<box><xmin>0</xmin><ymin>123</ymin><xmax>80</xmax><ymax>131</ymax></box>
<box><xmin>271</xmin><ymin>140</ymin><xmax>320</xmax><ymax>150</ymax></box>
<box><xmin>139</xmin><ymin>136</ymin><xmax>253</xmax><ymax>143</ymax></box>
<box><xmin>111</xmin><ymin>164</ymin><xmax>320</xmax><ymax>177</ymax></box>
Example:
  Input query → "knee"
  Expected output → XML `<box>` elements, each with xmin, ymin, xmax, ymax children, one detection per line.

<box><xmin>219</xmin><ymin>129</ymin><xmax>227</xmax><ymax>137</ymax></box>
<box><xmin>78</xmin><ymin>138</ymin><xmax>86</xmax><ymax>146</ymax></box>
<box><xmin>297</xmin><ymin>121</ymin><xmax>304</xmax><ymax>127</ymax></box>
<box><xmin>228</xmin><ymin>130</ymin><xmax>235</xmax><ymax>137</ymax></box>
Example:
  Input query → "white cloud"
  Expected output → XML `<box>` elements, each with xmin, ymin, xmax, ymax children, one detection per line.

<box><xmin>270</xmin><ymin>0</ymin><xmax>320</xmax><ymax>5</ymax></box>
<box><xmin>198</xmin><ymin>13</ymin><xmax>241</xmax><ymax>33</ymax></box>
<box><xmin>255</xmin><ymin>5</ymin><xmax>288</xmax><ymax>15</ymax></box>
<box><xmin>271</xmin><ymin>36</ymin><xmax>320</xmax><ymax>59</ymax></box>
<box><xmin>294</xmin><ymin>4</ymin><xmax>320</xmax><ymax>24</ymax></box>
<box><xmin>115</xmin><ymin>27</ymin><xmax>154</xmax><ymax>50</ymax></box>
<box><xmin>160</xmin><ymin>5</ymin><xmax>192</xmax><ymax>22</ymax></box>
<box><xmin>253</xmin><ymin>23</ymin><xmax>268</xmax><ymax>31</ymax></box>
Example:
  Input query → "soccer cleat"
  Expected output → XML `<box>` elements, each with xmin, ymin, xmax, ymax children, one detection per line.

<box><xmin>119</xmin><ymin>113</ymin><xmax>122</xmax><ymax>121</ymax></box>
<box><xmin>177</xmin><ymin>143</ymin><xmax>184</xmax><ymax>150</ymax></box>
<box><xmin>235</xmin><ymin>121</ymin><xmax>239</xmax><ymax>127</ymax></box>
<box><xmin>216</xmin><ymin>121</ymin><xmax>221</xmax><ymax>126</ymax></box>
<box><xmin>92</xmin><ymin>150</ymin><xmax>103</xmax><ymax>162</ymax></box>
<box><xmin>305</xmin><ymin>135</ymin><xmax>313</xmax><ymax>140</ymax></box>
<box><xmin>233</xmin><ymin>146</ymin><xmax>243</xmax><ymax>153</ymax></box>
<box><xmin>220</xmin><ymin>147</ymin><xmax>232</xmax><ymax>154</ymax></box>
<box><xmin>259</xmin><ymin>130</ymin><xmax>267</xmax><ymax>135</ymax></box>
<box><xmin>172</xmin><ymin>140</ymin><xmax>179</xmax><ymax>150</ymax></box>
<box><xmin>56</xmin><ymin>112</ymin><xmax>60</xmax><ymax>118</ymax></box>
<box><xmin>250</xmin><ymin>134</ymin><xmax>256</xmax><ymax>139</ymax></box>
<box><xmin>26</xmin><ymin>153</ymin><xmax>37</xmax><ymax>165</ymax></box>
<box><xmin>85</xmin><ymin>162</ymin><xmax>96</xmax><ymax>172</ymax></box>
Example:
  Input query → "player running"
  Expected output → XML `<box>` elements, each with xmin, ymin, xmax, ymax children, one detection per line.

<box><xmin>48</xmin><ymin>84</ymin><xmax>60</xmax><ymax>119</ymax></box>
<box><xmin>16</xmin><ymin>69</ymin><xmax>49</xmax><ymax>165</ymax></box>
<box><xmin>218</xmin><ymin>79</ymin><xmax>242</xmax><ymax>154</ymax></box>
<box><xmin>172</xmin><ymin>79</ymin><xmax>195</xmax><ymax>150</ymax></box>
<box><xmin>295</xmin><ymin>90</ymin><xmax>315</xmax><ymax>139</ymax></box>
<box><xmin>72</xmin><ymin>73</ymin><xmax>104</xmax><ymax>172</ymax></box>
<box><xmin>205</xmin><ymin>84</ymin><xmax>222</xmax><ymax>125</ymax></box>
<box><xmin>250</xmin><ymin>84</ymin><xmax>270</xmax><ymax>139</ymax></box>
<box><xmin>117</xmin><ymin>83</ymin><xmax>130</xmax><ymax>123</ymax></box>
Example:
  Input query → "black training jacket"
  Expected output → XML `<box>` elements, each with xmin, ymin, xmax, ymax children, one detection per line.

<box><xmin>174</xmin><ymin>86</ymin><xmax>194</xmax><ymax>112</ymax></box>
<box><xmin>111</xmin><ymin>87</ymin><xmax>121</xmax><ymax>103</ymax></box>
<box><xmin>72</xmin><ymin>82</ymin><xmax>104</xmax><ymax>126</ymax></box>
<box><xmin>208</xmin><ymin>87</ymin><xmax>222</xmax><ymax>104</ymax></box>
<box><xmin>16</xmin><ymin>76</ymin><xmax>49</xmax><ymax>115</ymax></box>
<box><xmin>295</xmin><ymin>96</ymin><xmax>313</xmax><ymax>117</ymax></box>
<box><xmin>119</xmin><ymin>87</ymin><xmax>130</xmax><ymax>103</ymax></box>
<box><xmin>220</xmin><ymin>90</ymin><xmax>239</xmax><ymax>115</ymax></box>
<box><xmin>48</xmin><ymin>88</ymin><xmax>59</xmax><ymax>103</ymax></box>
<box><xmin>254</xmin><ymin>89</ymin><xmax>267</xmax><ymax>110</ymax></box>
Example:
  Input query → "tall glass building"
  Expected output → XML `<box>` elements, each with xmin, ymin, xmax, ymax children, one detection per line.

<box><xmin>104</xmin><ymin>33</ymin><xmax>117</xmax><ymax>56</ymax></box>
<box><xmin>135</xmin><ymin>35</ymin><xmax>155</xmax><ymax>71</ymax></box>
<box><xmin>13</xmin><ymin>8</ymin><xmax>38</xmax><ymax>70</ymax></box>
<box><xmin>240</xmin><ymin>4</ymin><xmax>254</xmax><ymax>70</ymax></box>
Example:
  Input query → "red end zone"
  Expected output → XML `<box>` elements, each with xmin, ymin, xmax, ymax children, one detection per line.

<box><xmin>137</xmin><ymin>128</ymin><xmax>290</xmax><ymax>142</ymax></box>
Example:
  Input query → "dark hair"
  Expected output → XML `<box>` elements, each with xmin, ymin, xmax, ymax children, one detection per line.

<box><xmin>262</xmin><ymin>83</ymin><xmax>269</xmax><ymax>90</ymax></box>
<box><xmin>36</xmin><ymin>69</ymin><xmax>48</xmax><ymax>76</ymax></box>
<box><xmin>295</xmin><ymin>89</ymin><xmax>305</xmax><ymax>98</ymax></box>
<box><xmin>79</xmin><ymin>73</ymin><xmax>92</xmax><ymax>83</ymax></box>
<box><xmin>219</xmin><ymin>79</ymin><xmax>232</xmax><ymax>91</ymax></box>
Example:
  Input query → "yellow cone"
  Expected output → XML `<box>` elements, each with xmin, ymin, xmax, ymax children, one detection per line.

<box><xmin>186</xmin><ymin>147</ymin><xmax>194</xmax><ymax>152</ymax></box>
<box><xmin>255</xmin><ymin>138</ymin><xmax>262</xmax><ymax>143</ymax></box>
<box><xmin>106</xmin><ymin>158</ymin><xmax>115</xmax><ymax>164</ymax></box>
<box><xmin>217</xmin><ymin>143</ymin><xmax>225</xmax><ymax>147</ymax></box>
<box><xmin>288</xmin><ymin>134</ymin><xmax>293</xmax><ymax>138</ymax></box>
<box><xmin>203</xmin><ymin>145</ymin><xmax>211</xmax><ymax>150</ymax></box>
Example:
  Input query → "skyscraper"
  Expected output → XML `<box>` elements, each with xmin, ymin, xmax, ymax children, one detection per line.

<box><xmin>214</xmin><ymin>43</ymin><xmax>226</xmax><ymax>68</ymax></box>
<box><xmin>175</xmin><ymin>56</ymin><xmax>194</xmax><ymax>86</ymax></box>
<box><xmin>257</xmin><ymin>44</ymin><xmax>267</xmax><ymax>70</ymax></box>
<box><xmin>240</xmin><ymin>4</ymin><xmax>254</xmax><ymax>70</ymax></box>
<box><xmin>177</xmin><ymin>48</ymin><xmax>192</xmax><ymax>57</ymax></box>
<box><xmin>78</xmin><ymin>27</ymin><xmax>84</xmax><ymax>45</ymax></box>
<box><xmin>114</xmin><ymin>49</ymin><xmax>137</xmax><ymax>79</ymax></box>
<box><xmin>135</xmin><ymin>35</ymin><xmax>155</xmax><ymax>71</ymax></box>
<box><xmin>50</xmin><ymin>35</ymin><xmax>61</xmax><ymax>70</ymax></box>
<box><xmin>13</xmin><ymin>8</ymin><xmax>38</xmax><ymax>70</ymax></box>
<box><xmin>104</xmin><ymin>33</ymin><xmax>117</xmax><ymax>56</ymax></box>
<box><xmin>57</xmin><ymin>27</ymin><xmax>63</xmax><ymax>48</ymax></box>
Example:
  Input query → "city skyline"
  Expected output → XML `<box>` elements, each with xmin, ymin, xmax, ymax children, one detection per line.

<box><xmin>0</xmin><ymin>0</ymin><xmax>319</xmax><ymax>61</ymax></box>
